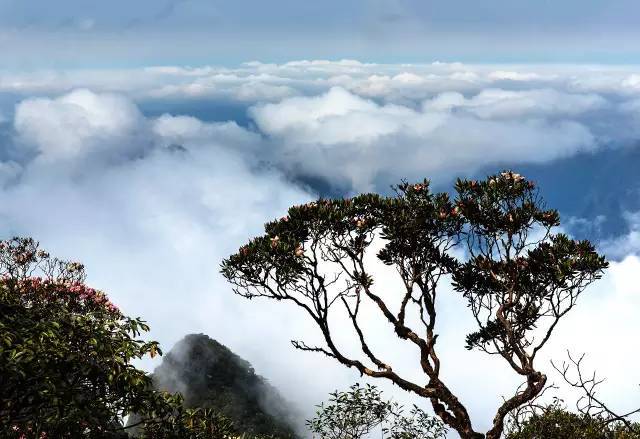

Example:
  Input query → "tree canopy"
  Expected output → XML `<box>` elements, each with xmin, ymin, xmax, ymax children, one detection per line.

<box><xmin>222</xmin><ymin>171</ymin><xmax>608</xmax><ymax>439</ymax></box>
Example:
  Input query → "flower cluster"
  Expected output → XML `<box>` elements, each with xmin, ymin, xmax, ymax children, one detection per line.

<box><xmin>352</xmin><ymin>216</ymin><xmax>366</xmax><ymax>228</ymax></box>
<box><xmin>10</xmin><ymin>277</ymin><xmax>120</xmax><ymax>315</ymax></box>
<box><xmin>500</xmin><ymin>171</ymin><xmax>525</xmax><ymax>182</ymax></box>
<box><xmin>0</xmin><ymin>237</ymin><xmax>118</xmax><ymax>314</ymax></box>
<box><xmin>413</xmin><ymin>182</ymin><xmax>427</xmax><ymax>191</ymax></box>
<box><xmin>10</xmin><ymin>425</ymin><xmax>47</xmax><ymax>439</ymax></box>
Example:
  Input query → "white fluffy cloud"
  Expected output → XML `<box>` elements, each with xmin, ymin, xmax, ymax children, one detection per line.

<box><xmin>251</xmin><ymin>86</ymin><xmax>596</xmax><ymax>191</ymax></box>
<box><xmin>14</xmin><ymin>89</ymin><xmax>149</xmax><ymax>164</ymax></box>
<box><xmin>251</xmin><ymin>87</ymin><xmax>446</xmax><ymax>144</ymax></box>
<box><xmin>8</xmin><ymin>85</ymin><xmax>609</xmax><ymax>194</ymax></box>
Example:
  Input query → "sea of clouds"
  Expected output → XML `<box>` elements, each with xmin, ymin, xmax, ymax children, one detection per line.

<box><xmin>0</xmin><ymin>60</ymin><xmax>639</xmax><ymax>434</ymax></box>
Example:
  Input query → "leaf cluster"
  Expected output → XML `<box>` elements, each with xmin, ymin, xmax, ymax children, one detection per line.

<box><xmin>307</xmin><ymin>383</ymin><xmax>446</xmax><ymax>439</ymax></box>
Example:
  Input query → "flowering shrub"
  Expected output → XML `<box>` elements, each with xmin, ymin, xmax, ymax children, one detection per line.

<box><xmin>0</xmin><ymin>237</ymin><xmax>163</xmax><ymax>438</ymax></box>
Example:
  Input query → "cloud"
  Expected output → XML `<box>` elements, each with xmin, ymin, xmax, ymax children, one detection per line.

<box><xmin>14</xmin><ymin>89</ymin><xmax>149</xmax><ymax>165</ymax></box>
<box><xmin>251</xmin><ymin>86</ymin><xmax>596</xmax><ymax>191</ymax></box>
<box><xmin>151</xmin><ymin>113</ymin><xmax>258</xmax><ymax>146</ymax></box>
<box><xmin>233</xmin><ymin>82</ymin><xmax>296</xmax><ymax>102</ymax></box>
<box><xmin>1</xmin><ymin>61</ymin><xmax>639</xmax><ymax>110</ymax></box>
<box><xmin>2</xmin><ymin>62</ymin><xmax>623</xmax><ymax>194</ymax></box>
<box><xmin>600</xmin><ymin>211</ymin><xmax>640</xmax><ymax>258</ymax></box>
<box><xmin>5</xmin><ymin>63</ymin><xmax>635</xmax><ymax>194</ymax></box>
<box><xmin>423</xmin><ymin>88</ymin><xmax>606</xmax><ymax>119</ymax></box>
<box><xmin>251</xmin><ymin>87</ymin><xmax>440</xmax><ymax>144</ymax></box>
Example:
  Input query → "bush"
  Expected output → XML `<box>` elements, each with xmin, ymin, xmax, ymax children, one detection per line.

<box><xmin>0</xmin><ymin>237</ymin><xmax>172</xmax><ymax>437</ymax></box>
<box><xmin>507</xmin><ymin>406</ymin><xmax>640</xmax><ymax>439</ymax></box>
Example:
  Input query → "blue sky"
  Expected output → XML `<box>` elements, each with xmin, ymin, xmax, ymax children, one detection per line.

<box><xmin>3</xmin><ymin>0</ymin><xmax>640</xmax><ymax>66</ymax></box>
<box><xmin>1</xmin><ymin>2</ymin><xmax>640</xmax><ymax>436</ymax></box>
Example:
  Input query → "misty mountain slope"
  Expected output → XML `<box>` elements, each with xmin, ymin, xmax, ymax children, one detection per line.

<box><xmin>152</xmin><ymin>333</ymin><xmax>298</xmax><ymax>438</ymax></box>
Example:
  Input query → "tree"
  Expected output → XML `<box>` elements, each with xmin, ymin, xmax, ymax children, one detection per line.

<box><xmin>308</xmin><ymin>383</ymin><xmax>392</xmax><ymax>439</ymax></box>
<box><xmin>222</xmin><ymin>171</ymin><xmax>608</xmax><ymax>439</ymax></box>
<box><xmin>307</xmin><ymin>383</ymin><xmax>446</xmax><ymax>439</ymax></box>
<box><xmin>0</xmin><ymin>237</ymin><xmax>176</xmax><ymax>438</ymax></box>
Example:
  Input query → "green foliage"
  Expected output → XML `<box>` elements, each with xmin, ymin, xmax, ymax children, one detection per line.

<box><xmin>506</xmin><ymin>406</ymin><xmax>640</xmax><ymax>439</ymax></box>
<box><xmin>452</xmin><ymin>172</ymin><xmax>607</xmax><ymax>354</ymax></box>
<box><xmin>308</xmin><ymin>383</ymin><xmax>391</xmax><ymax>439</ymax></box>
<box><xmin>307</xmin><ymin>383</ymin><xmax>446</xmax><ymax>439</ymax></box>
<box><xmin>142</xmin><ymin>406</ymin><xmax>236</xmax><ymax>438</ymax></box>
<box><xmin>384</xmin><ymin>404</ymin><xmax>448</xmax><ymax>439</ymax></box>
<box><xmin>0</xmin><ymin>237</ymin><xmax>172</xmax><ymax>437</ymax></box>
<box><xmin>221</xmin><ymin>183</ymin><xmax>461</xmax><ymax>295</ymax></box>
<box><xmin>138</xmin><ymin>400</ymin><xmax>285</xmax><ymax>439</ymax></box>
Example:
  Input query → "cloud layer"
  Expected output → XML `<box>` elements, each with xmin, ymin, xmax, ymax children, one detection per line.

<box><xmin>3</xmin><ymin>61</ymin><xmax>640</xmax><ymax>194</ymax></box>
<box><xmin>0</xmin><ymin>63</ymin><xmax>639</xmax><ymax>433</ymax></box>
<box><xmin>251</xmin><ymin>86</ymin><xmax>598</xmax><ymax>190</ymax></box>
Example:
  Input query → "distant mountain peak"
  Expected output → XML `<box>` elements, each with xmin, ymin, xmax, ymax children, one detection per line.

<box><xmin>152</xmin><ymin>333</ymin><xmax>298</xmax><ymax>438</ymax></box>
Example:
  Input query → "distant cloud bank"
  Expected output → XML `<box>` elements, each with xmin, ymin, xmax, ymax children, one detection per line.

<box><xmin>3</xmin><ymin>61</ymin><xmax>640</xmax><ymax>192</ymax></box>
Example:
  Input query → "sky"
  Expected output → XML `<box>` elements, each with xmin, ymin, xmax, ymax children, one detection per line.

<box><xmin>1</xmin><ymin>1</ymin><xmax>640</xmax><ymax>437</ymax></box>
<box><xmin>3</xmin><ymin>0</ymin><xmax>640</xmax><ymax>66</ymax></box>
